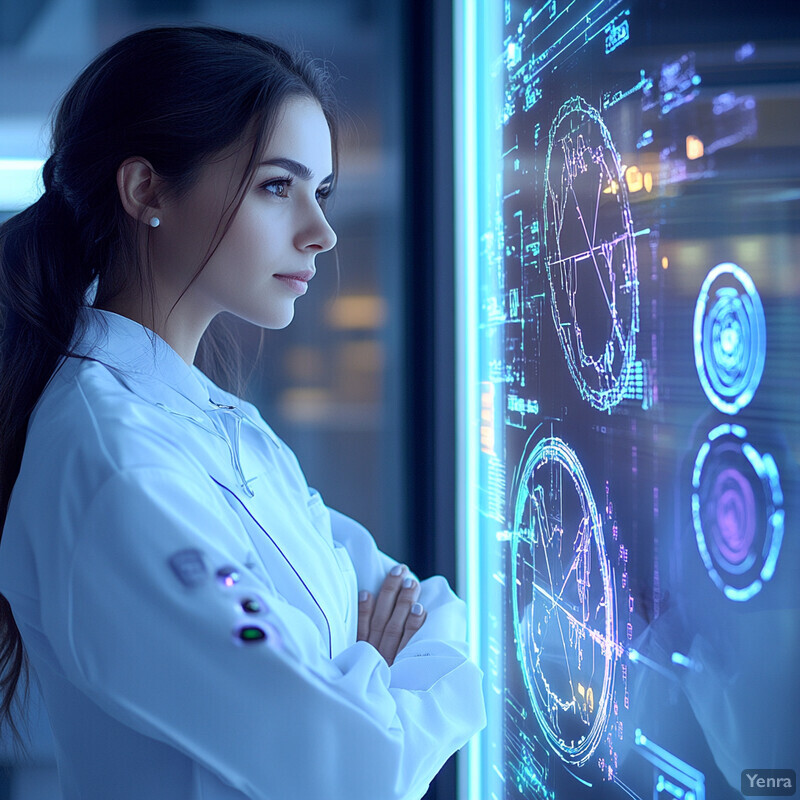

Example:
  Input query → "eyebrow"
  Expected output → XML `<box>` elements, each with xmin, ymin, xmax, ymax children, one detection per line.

<box><xmin>258</xmin><ymin>157</ymin><xmax>333</xmax><ymax>184</ymax></box>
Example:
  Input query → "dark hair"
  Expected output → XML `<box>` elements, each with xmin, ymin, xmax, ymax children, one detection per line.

<box><xmin>0</xmin><ymin>24</ymin><xmax>339</xmax><ymax>743</ymax></box>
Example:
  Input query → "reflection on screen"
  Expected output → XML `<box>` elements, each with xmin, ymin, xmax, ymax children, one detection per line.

<box><xmin>468</xmin><ymin>1</ymin><xmax>800</xmax><ymax>798</ymax></box>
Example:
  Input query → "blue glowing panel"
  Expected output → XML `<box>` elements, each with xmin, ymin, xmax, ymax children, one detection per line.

<box><xmin>459</xmin><ymin>1</ymin><xmax>800</xmax><ymax>799</ymax></box>
<box><xmin>635</xmin><ymin>729</ymin><xmax>705</xmax><ymax>800</ymax></box>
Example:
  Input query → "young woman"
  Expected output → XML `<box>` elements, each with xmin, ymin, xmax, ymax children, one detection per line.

<box><xmin>0</xmin><ymin>26</ymin><xmax>485</xmax><ymax>800</ymax></box>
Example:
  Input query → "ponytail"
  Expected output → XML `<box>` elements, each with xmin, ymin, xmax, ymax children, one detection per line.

<box><xmin>0</xmin><ymin>166</ymin><xmax>98</xmax><ymax>525</ymax></box>
<box><xmin>0</xmin><ymin>167</ymin><xmax>97</xmax><ymax>742</ymax></box>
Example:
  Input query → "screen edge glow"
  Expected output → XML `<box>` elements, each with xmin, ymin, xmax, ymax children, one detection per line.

<box><xmin>454</xmin><ymin>0</ymin><xmax>480</xmax><ymax>798</ymax></box>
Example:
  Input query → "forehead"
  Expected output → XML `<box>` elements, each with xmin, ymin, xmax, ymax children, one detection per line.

<box><xmin>260</xmin><ymin>97</ymin><xmax>332</xmax><ymax>168</ymax></box>
<box><xmin>197</xmin><ymin>97</ymin><xmax>332</xmax><ymax>193</ymax></box>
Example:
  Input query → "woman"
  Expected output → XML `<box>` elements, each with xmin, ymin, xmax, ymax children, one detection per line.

<box><xmin>0</xmin><ymin>25</ymin><xmax>485</xmax><ymax>800</ymax></box>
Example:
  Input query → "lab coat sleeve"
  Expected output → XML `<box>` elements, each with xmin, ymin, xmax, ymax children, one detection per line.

<box><xmin>327</xmin><ymin>504</ymin><xmax>484</xmax><ymax>681</ymax></box>
<box><xmin>54</xmin><ymin>465</ymin><xmax>484</xmax><ymax>800</ymax></box>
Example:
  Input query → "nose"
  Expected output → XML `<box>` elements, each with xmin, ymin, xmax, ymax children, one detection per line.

<box><xmin>295</xmin><ymin>201</ymin><xmax>337</xmax><ymax>254</ymax></box>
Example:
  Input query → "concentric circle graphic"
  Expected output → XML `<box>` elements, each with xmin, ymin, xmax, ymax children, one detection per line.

<box><xmin>693</xmin><ymin>263</ymin><xmax>766</xmax><ymax>415</ymax></box>
<box><xmin>511</xmin><ymin>437</ymin><xmax>617</xmax><ymax>766</ymax></box>
<box><xmin>543</xmin><ymin>96</ymin><xmax>640</xmax><ymax>411</ymax></box>
<box><xmin>692</xmin><ymin>424</ymin><xmax>784</xmax><ymax>601</ymax></box>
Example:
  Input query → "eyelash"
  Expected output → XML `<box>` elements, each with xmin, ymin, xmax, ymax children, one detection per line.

<box><xmin>261</xmin><ymin>174</ymin><xmax>294</xmax><ymax>198</ymax></box>
<box><xmin>260</xmin><ymin>174</ymin><xmax>333</xmax><ymax>204</ymax></box>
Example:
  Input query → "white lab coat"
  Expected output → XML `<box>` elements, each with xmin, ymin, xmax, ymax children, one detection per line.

<box><xmin>0</xmin><ymin>307</ymin><xmax>486</xmax><ymax>800</ymax></box>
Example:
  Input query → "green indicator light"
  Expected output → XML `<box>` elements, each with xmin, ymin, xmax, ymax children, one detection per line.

<box><xmin>239</xmin><ymin>626</ymin><xmax>266</xmax><ymax>642</ymax></box>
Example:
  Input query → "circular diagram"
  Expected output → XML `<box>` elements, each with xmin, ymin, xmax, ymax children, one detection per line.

<box><xmin>693</xmin><ymin>263</ymin><xmax>766</xmax><ymax>415</ymax></box>
<box><xmin>692</xmin><ymin>424</ymin><xmax>784</xmax><ymax>601</ymax></box>
<box><xmin>511</xmin><ymin>437</ymin><xmax>617</xmax><ymax>766</ymax></box>
<box><xmin>543</xmin><ymin>96</ymin><xmax>640</xmax><ymax>412</ymax></box>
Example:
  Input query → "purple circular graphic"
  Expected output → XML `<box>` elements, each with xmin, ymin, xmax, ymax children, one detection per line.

<box><xmin>692</xmin><ymin>424</ymin><xmax>785</xmax><ymax>601</ymax></box>
<box><xmin>711</xmin><ymin>467</ymin><xmax>756</xmax><ymax>566</ymax></box>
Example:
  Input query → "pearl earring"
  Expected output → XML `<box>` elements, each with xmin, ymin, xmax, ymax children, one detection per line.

<box><xmin>149</xmin><ymin>216</ymin><xmax>160</xmax><ymax>228</ymax></box>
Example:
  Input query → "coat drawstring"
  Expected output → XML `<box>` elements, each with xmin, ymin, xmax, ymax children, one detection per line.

<box><xmin>155</xmin><ymin>401</ymin><xmax>256</xmax><ymax>498</ymax></box>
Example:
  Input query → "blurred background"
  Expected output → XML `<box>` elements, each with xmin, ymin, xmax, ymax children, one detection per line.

<box><xmin>0</xmin><ymin>0</ymin><xmax>456</xmax><ymax>797</ymax></box>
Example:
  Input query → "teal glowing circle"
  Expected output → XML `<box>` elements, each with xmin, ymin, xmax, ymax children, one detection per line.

<box><xmin>511</xmin><ymin>437</ymin><xmax>617</xmax><ymax>766</ymax></box>
<box><xmin>693</xmin><ymin>263</ymin><xmax>766</xmax><ymax>415</ymax></box>
<box><xmin>543</xmin><ymin>96</ymin><xmax>640</xmax><ymax>411</ymax></box>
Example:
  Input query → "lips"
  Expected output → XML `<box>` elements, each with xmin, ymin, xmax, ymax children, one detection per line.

<box><xmin>273</xmin><ymin>269</ymin><xmax>315</xmax><ymax>282</ymax></box>
<box><xmin>273</xmin><ymin>269</ymin><xmax>314</xmax><ymax>295</ymax></box>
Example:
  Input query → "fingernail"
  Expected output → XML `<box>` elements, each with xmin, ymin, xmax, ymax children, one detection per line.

<box><xmin>403</xmin><ymin>577</ymin><xmax>415</xmax><ymax>589</ymax></box>
<box><xmin>390</xmin><ymin>564</ymin><xmax>404</xmax><ymax>576</ymax></box>
<box><xmin>411</xmin><ymin>603</ymin><xmax>423</xmax><ymax>616</ymax></box>
<box><xmin>358</xmin><ymin>590</ymin><xmax>369</xmax><ymax>602</ymax></box>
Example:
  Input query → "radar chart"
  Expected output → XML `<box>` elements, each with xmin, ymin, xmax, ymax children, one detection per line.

<box><xmin>692</xmin><ymin>424</ymin><xmax>785</xmax><ymax>601</ymax></box>
<box><xmin>693</xmin><ymin>263</ymin><xmax>766</xmax><ymax>415</ymax></box>
<box><xmin>543</xmin><ymin>96</ymin><xmax>640</xmax><ymax>412</ymax></box>
<box><xmin>511</xmin><ymin>437</ymin><xmax>617</xmax><ymax>766</ymax></box>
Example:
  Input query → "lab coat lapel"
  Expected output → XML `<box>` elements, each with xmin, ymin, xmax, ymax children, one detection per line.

<box><xmin>206</xmin><ymin>468</ymin><xmax>353</xmax><ymax>658</ymax></box>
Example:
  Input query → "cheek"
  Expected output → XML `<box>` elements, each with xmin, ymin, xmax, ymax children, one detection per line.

<box><xmin>200</xmin><ymin>209</ymin><xmax>281</xmax><ymax>295</ymax></box>
<box><xmin>221</xmin><ymin>203</ymin><xmax>278</xmax><ymax>265</ymax></box>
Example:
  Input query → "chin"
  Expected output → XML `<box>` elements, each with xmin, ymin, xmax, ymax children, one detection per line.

<box><xmin>249</xmin><ymin>306</ymin><xmax>296</xmax><ymax>330</ymax></box>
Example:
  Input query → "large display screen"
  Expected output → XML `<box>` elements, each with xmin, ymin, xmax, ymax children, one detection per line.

<box><xmin>457</xmin><ymin>2</ymin><xmax>800</xmax><ymax>798</ymax></box>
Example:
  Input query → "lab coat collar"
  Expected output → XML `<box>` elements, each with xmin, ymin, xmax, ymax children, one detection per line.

<box><xmin>70</xmin><ymin>306</ymin><xmax>211</xmax><ymax>410</ymax></box>
<box><xmin>68</xmin><ymin>306</ymin><xmax>281</xmax><ymax>449</ymax></box>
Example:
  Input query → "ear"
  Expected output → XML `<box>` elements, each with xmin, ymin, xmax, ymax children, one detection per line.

<box><xmin>116</xmin><ymin>157</ymin><xmax>166</xmax><ymax>226</ymax></box>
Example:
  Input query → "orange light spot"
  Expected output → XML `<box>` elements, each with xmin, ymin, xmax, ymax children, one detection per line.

<box><xmin>625</xmin><ymin>165</ymin><xmax>643</xmax><ymax>193</ymax></box>
<box><xmin>686</xmin><ymin>135</ymin><xmax>704</xmax><ymax>160</ymax></box>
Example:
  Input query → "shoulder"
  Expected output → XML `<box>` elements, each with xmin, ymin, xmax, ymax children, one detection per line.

<box><xmin>2</xmin><ymin>358</ymin><xmax>219</xmax><ymax>602</ymax></box>
<box><xmin>25</xmin><ymin>356</ymin><xmax>214</xmax><ymax>488</ymax></box>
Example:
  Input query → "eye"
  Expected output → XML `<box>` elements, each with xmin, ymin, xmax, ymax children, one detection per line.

<box><xmin>316</xmin><ymin>183</ymin><xmax>333</xmax><ymax>205</ymax></box>
<box><xmin>261</xmin><ymin>175</ymin><xmax>294</xmax><ymax>198</ymax></box>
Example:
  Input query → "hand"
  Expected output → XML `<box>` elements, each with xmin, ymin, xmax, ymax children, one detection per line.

<box><xmin>357</xmin><ymin>565</ymin><xmax>428</xmax><ymax>666</ymax></box>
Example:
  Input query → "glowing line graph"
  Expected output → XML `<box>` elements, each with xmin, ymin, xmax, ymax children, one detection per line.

<box><xmin>527</xmin><ymin>578</ymin><xmax>621</xmax><ymax>658</ymax></box>
<box><xmin>543</xmin><ymin>96</ymin><xmax>640</xmax><ymax>411</ymax></box>
<box><xmin>521</xmin><ymin>0</ymin><xmax>626</xmax><ymax>81</ymax></box>
<box><xmin>511</xmin><ymin>437</ymin><xmax>617</xmax><ymax>766</ymax></box>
